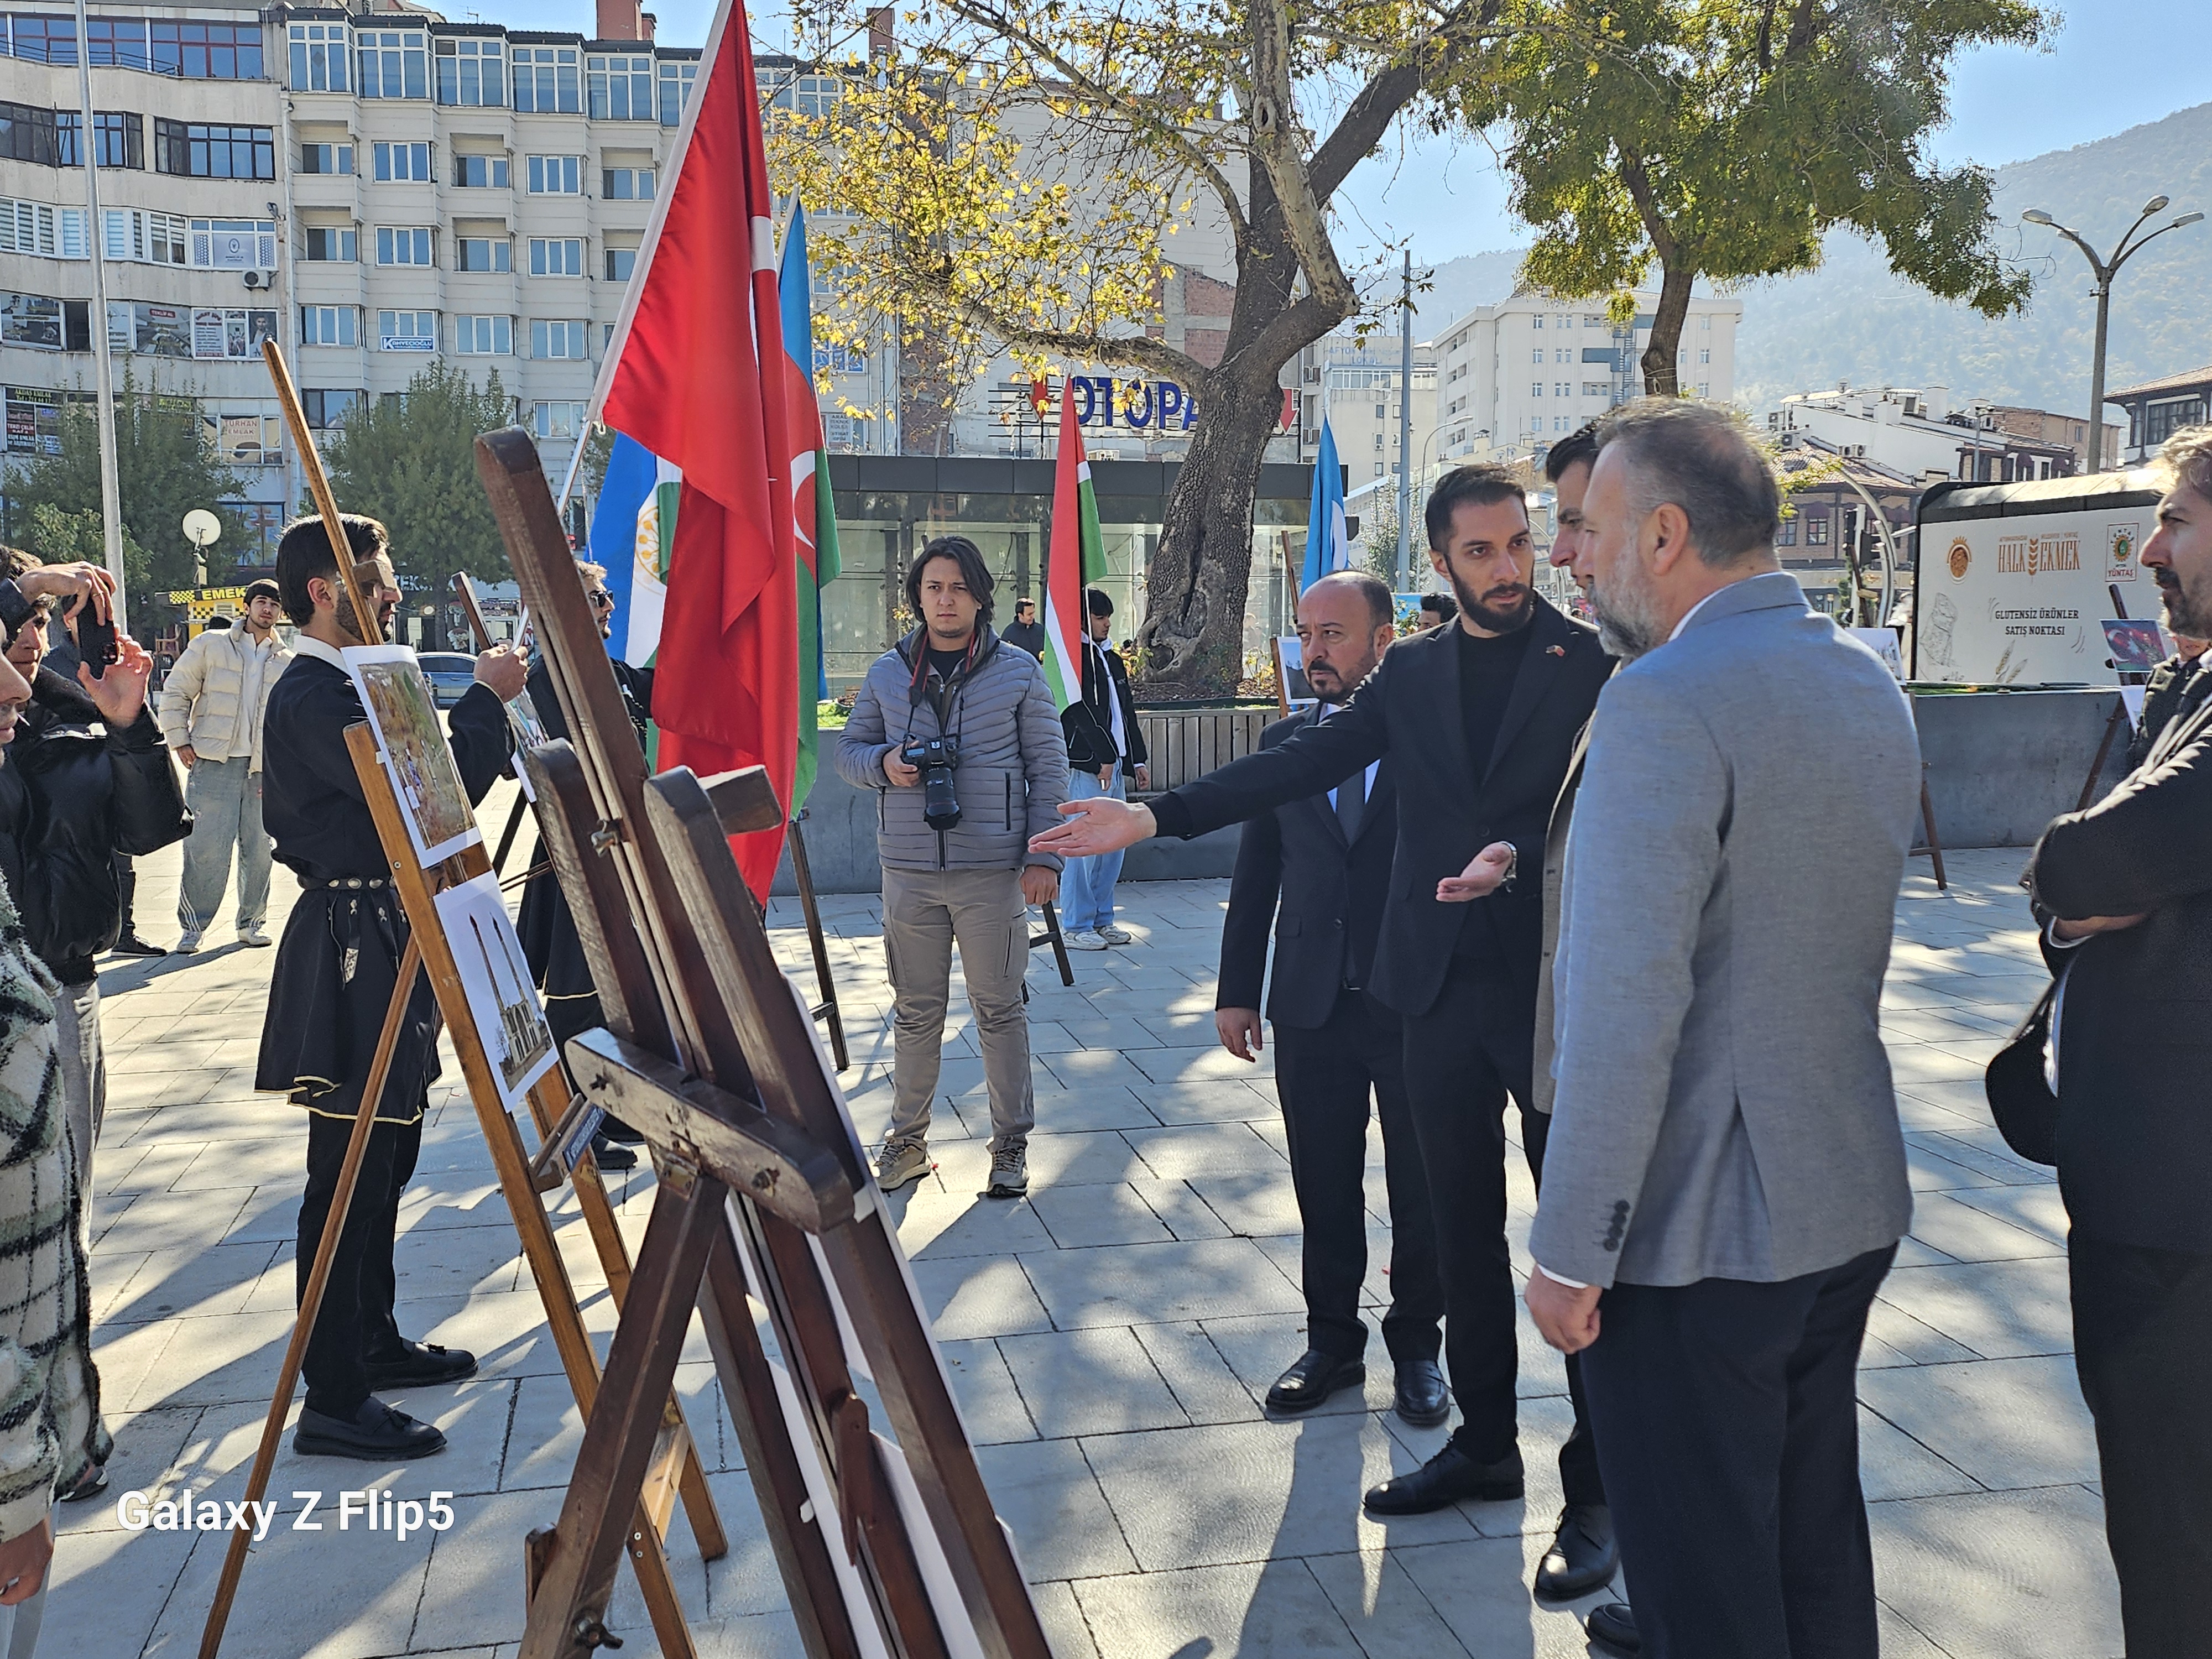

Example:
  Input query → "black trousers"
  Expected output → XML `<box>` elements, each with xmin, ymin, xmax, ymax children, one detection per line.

<box><xmin>1578</xmin><ymin>1243</ymin><xmax>1896</xmax><ymax>1659</ymax></box>
<box><xmin>298</xmin><ymin>1109</ymin><xmax>423</xmax><ymax>1417</ymax></box>
<box><xmin>2070</xmin><ymin>1231</ymin><xmax>2212</xmax><ymax>1658</ymax></box>
<box><xmin>1272</xmin><ymin>988</ymin><xmax>1442</xmax><ymax>1364</ymax></box>
<box><xmin>1400</xmin><ymin>964</ymin><xmax>1603</xmax><ymax>1503</ymax></box>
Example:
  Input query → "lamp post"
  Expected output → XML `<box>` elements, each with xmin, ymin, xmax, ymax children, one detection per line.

<box><xmin>2023</xmin><ymin>197</ymin><xmax>2203</xmax><ymax>468</ymax></box>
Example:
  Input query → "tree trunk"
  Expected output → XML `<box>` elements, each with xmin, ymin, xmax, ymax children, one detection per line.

<box><xmin>1134</xmin><ymin>359</ymin><xmax>1291</xmax><ymax>698</ymax></box>
<box><xmin>1638</xmin><ymin>262</ymin><xmax>1695</xmax><ymax>397</ymax></box>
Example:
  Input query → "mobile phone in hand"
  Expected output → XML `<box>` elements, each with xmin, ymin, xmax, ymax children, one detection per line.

<box><xmin>74</xmin><ymin>603</ymin><xmax>118</xmax><ymax>679</ymax></box>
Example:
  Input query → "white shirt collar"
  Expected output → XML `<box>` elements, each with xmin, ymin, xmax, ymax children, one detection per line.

<box><xmin>292</xmin><ymin>634</ymin><xmax>349</xmax><ymax>672</ymax></box>
<box><xmin>1667</xmin><ymin>573</ymin><xmax>1774</xmax><ymax>643</ymax></box>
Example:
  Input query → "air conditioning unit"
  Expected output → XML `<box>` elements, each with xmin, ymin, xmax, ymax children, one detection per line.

<box><xmin>242</xmin><ymin>270</ymin><xmax>265</xmax><ymax>289</ymax></box>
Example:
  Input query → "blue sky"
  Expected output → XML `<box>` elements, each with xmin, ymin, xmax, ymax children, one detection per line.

<box><xmin>471</xmin><ymin>0</ymin><xmax>2211</xmax><ymax>263</ymax></box>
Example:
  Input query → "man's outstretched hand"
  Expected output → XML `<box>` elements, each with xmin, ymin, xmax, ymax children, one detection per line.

<box><xmin>1437</xmin><ymin>841</ymin><xmax>1517</xmax><ymax>903</ymax></box>
<box><xmin>1029</xmin><ymin>794</ymin><xmax>1157</xmax><ymax>859</ymax></box>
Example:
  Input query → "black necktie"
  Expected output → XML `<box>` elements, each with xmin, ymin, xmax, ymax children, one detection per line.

<box><xmin>1335</xmin><ymin>768</ymin><xmax>1364</xmax><ymax>842</ymax></box>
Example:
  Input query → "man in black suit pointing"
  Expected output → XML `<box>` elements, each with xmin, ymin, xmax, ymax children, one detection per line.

<box><xmin>1214</xmin><ymin>570</ymin><xmax>1447</xmax><ymax>1430</ymax></box>
<box><xmin>1035</xmin><ymin>465</ymin><xmax>1611</xmax><ymax>1549</ymax></box>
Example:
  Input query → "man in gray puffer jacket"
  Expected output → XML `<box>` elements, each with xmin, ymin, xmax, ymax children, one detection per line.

<box><xmin>837</xmin><ymin>536</ymin><xmax>1069</xmax><ymax>1198</ymax></box>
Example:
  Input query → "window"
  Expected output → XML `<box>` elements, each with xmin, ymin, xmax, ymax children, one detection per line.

<box><xmin>454</xmin><ymin>154</ymin><xmax>509</xmax><ymax>189</ymax></box>
<box><xmin>1699</xmin><ymin>347</ymin><xmax>1710</xmax><ymax>364</ymax></box>
<box><xmin>1533</xmin><ymin>315</ymin><xmax>1545</xmax><ymax>330</ymax></box>
<box><xmin>181</xmin><ymin>310</ymin><xmax>277</xmax><ymax>362</ymax></box>
<box><xmin>1582</xmin><ymin>382</ymin><xmax>1604</xmax><ymax>397</ymax></box>
<box><xmin>302</xmin><ymin>226</ymin><xmax>357</xmax><ymax>262</ymax></box>
<box><xmin>1584</xmin><ymin>315</ymin><xmax>1604</xmax><ymax>327</ymax></box>
<box><xmin>1373</xmin><ymin>462</ymin><xmax>1385</xmax><ymax>478</ymax></box>
<box><xmin>1554</xmin><ymin>416</ymin><xmax>1571</xmax><ymax>432</ymax></box>
<box><xmin>190</xmin><ymin>220</ymin><xmax>278</xmax><ymax>269</ymax></box>
<box><xmin>1530</xmin><ymin>348</ymin><xmax>1542</xmax><ymax>365</ymax></box>
<box><xmin>102</xmin><ymin>208</ymin><xmax>186</xmax><ymax>265</ymax></box>
<box><xmin>151</xmin><ymin>22</ymin><xmax>263</xmax><ymax>80</ymax></box>
<box><xmin>659</xmin><ymin>60</ymin><xmax>700</xmax><ymax>125</ymax></box>
<box><xmin>155</xmin><ymin>122</ymin><xmax>275</xmax><ymax>180</ymax></box>
<box><xmin>289</xmin><ymin>23</ymin><xmax>349</xmax><ymax>92</ymax></box>
<box><xmin>456</xmin><ymin>237</ymin><xmax>510</xmax><ymax>273</ymax></box>
<box><xmin>1806</xmin><ymin>513</ymin><xmax>1830</xmax><ymax>546</ymax></box>
<box><xmin>529</xmin><ymin>238</ymin><xmax>583</xmax><ymax>277</ymax></box>
<box><xmin>534</xmin><ymin>401</ymin><xmax>588</xmax><ymax>440</ymax></box>
<box><xmin>1373</xmin><ymin>402</ymin><xmax>1385</xmax><ymax>419</ymax></box>
<box><xmin>589</xmin><ymin>55</ymin><xmax>654</xmax><ymax>119</ymax></box>
<box><xmin>1371</xmin><ymin>431</ymin><xmax>1383</xmax><ymax>452</ymax></box>
<box><xmin>531</xmin><ymin>319</ymin><xmax>588</xmax><ymax>359</ymax></box>
<box><xmin>1531</xmin><ymin>383</ymin><xmax>1543</xmax><ymax>398</ymax></box>
<box><xmin>1699</xmin><ymin>314</ymin><xmax>1712</xmax><ymax>331</ymax></box>
<box><xmin>435</xmin><ymin>38</ymin><xmax>504</xmax><ymax>107</ymax></box>
<box><xmin>0</xmin><ymin>102</ymin><xmax>61</xmax><ymax>166</ymax></box>
<box><xmin>456</xmin><ymin>315</ymin><xmax>512</xmax><ymax>354</ymax></box>
<box><xmin>602</xmin><ymin>166</ymin><xmax>655</xmax><ymax>200</ymax></box>
<box><xmin>527</xmin><ymin>155</ymin><xmax>582</xmax><ymax>194</ymax></box>
<box><xmin>373</xmin><ymin>142</ymin><xmax>432</xmax><ymax>182</ymax></box>
<box><xmin>301</xmin><ymin>142</ymin><xmax>354</xmax><ymax>175</ymax></box>
<box><xmin>376</xmin><ymin>227</ymin><xmax>434</xmax><ymax>266</ymax></box>
<box><xmin>0</xmin><ymin>199</ymin><xmax>86</xmax><ymax>259</ymax></box>
<box><xmin>3</xmin><ymin>16</ymin><xmax>76</xmax><ymax>64</ymax></box>
<box><xmin>1556</xmin><ymin>348</ymin><xmax>1570</xmax><ymax>363</ymax></box>
<box><xmin>87</xmin><ymin>113</ymin><xmax>142</xmax><ymax>169</ymax></box>
<box><xmin>512</xmin><ymin>46</ymin><xmax>580</xmax><ymax>113</ymax></box>
<box><xmin>377</xmin><ymin>310</ymin><xmax>437</xmax><ymax>351</ymax></box>
<box><xmin>358</xmin><ymin>29</ymin><xmax>428</xmax><ymax>99</ymax></box>
<box><xmin>301</xmin><ymin>305</ymin><xmax>357</xmax><ymax>347</ymax></box>
<box><xmin>2146</xmin><ymin>398</ymin><xmax>2203</xmax><ymax>448</ymax></box>
<box><xmin>763</xmin><ymin>70</ymin><xmax>841</xmax><ymax>116</ymax></box>
<box><xmin>1777</xmin><ymin>517</ymin><xmax>1796</xmax><ymax>547</ymax></box>
<box><xmin>1557</xmin><ymin>383</ymin><xmax>1571</xmax><ymax>397</ymax></box>
<box><xmin>1697</xmin><ymin>382</ymin><xmax>1710</xmax><ymax>398</ymax></box>
<box><xmin>0</xmin><ymin>292</ymin><xmax>65</xmax><ymax>349</ymax></box>
<box><xmin>604</xmin><ymin>247</ymin><xmax>635</xmax><ymax>282</ymax></box>
<box><xmin>303</xmin><ymin>389</ymin><xmax>363</xmax><ymax>430</ymax></box>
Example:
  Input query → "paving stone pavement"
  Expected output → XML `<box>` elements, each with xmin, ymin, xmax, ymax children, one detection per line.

<box><xmin>60</xmin><ymin>796</ymin><xmax>2119</xmax><ymax>1658</ymax></box>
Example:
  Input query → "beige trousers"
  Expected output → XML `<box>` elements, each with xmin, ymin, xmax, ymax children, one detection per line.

<box><xmin>881</xmin><ymin>865</ymin><xmax>1034</xmax><ymax>1154</ymax></box>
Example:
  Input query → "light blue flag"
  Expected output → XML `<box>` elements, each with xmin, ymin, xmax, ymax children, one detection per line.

<box><xmin>589</xmin><ymin>431</ymin><xmax>682</xmax><ymax>669</ymax></box>
<box><xmin>1303</xmin><ymin>415</ymin><xmax>1348</xmax><ymax>589</ymax></box>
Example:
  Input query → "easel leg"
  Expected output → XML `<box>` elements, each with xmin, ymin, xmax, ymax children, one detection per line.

<box><xmin>1918</xmin><ymin>780</ymin><xmax>1948</xmax><ymax>893</ymax></box>
<box><xmin>2077</xmin><ymin>701</ymin><xmax>2128</xmax><ymax>812</ymax></box>
<box><xmin>786</xmin><ymin>816</ymin><xmax>849</xmax><ymax>1071</ymax></box>
<box><xmin>199</xmin><ymin>940</ymin><xmax>422</xmax><ymax>1659</ymax></box>
<box><xmin>492</xmin><ymin>791</ymin><xmax>530</xmax><ymax>874</ymax></box>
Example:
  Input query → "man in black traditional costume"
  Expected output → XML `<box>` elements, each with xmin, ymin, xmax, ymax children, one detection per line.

<box><xmin>257</xmin><ymin>513</ymin><xmax>524</xmax><ymax>1460</ymax></box>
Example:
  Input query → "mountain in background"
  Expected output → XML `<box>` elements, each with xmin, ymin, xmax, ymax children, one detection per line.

<box><xmin>1410</xmin><ymin>99</ymin><xmax>2212</xmax><ymax>422</ymax></box>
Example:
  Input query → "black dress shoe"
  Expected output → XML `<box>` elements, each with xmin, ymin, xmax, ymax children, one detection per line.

<box><xmin>1586</xmin><ymin>1601</ymin><xmax>1641</xmax><ymax>1655</ymax></box>
<box><xmin>1392</xmin><ymin>1358</ymin><xmax>1450</xmax><ymax>1428</ymax></box>
<box><xmin>1363</xmin><ymin>1442</ymin><xmax>1524</xmax><ymax>1515</ymax></box>
<box><xmin>591</xmin><ymin>1133</ymin><xmax>638</xmax><ymax>1171</ymax></box>
<box><xmin>363</xmin><ymin>1340</ymin><xmax>479</xmax><ymax>1390</ymax></box>
<box><xmin>294</xmin><ymin>1398</ymin><xmax>447</xmax><ymax>1460</ymax></box>
<box><xmin>111</xmin><ymin>933</ymin><xmax>166</xmax><ymax>957</ymax></box>
<box><xmin>600</xmin><ymin>1115</ymin><xmax>645</xmax><ymax>1146</ymax></box>
<box><xmin>1535</xmin><ymin>1503</ymin><xmax>1619</xmax><ymax>1598</ymax></box>
<box><xmin>1264</xmin><ymin>1348</ymin><xmax>1364</xmax><ymax>1413</ymax></box>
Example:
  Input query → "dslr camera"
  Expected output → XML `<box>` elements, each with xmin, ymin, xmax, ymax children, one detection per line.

<box><xmin>900</xmin><ymin>734</ymin><xmax>963</xmax><ymax>830</ymax></box>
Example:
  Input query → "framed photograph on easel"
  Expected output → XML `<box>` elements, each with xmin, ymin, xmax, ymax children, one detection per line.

<box><xmin>344</xmin><ymin>644</ymin><xmax>481</xmax><ymax>864</ymax></box>
<box><xmin>434</xmin><ymin>872</ymin><xmax>560</xmax><ymax>1107</ymax></box>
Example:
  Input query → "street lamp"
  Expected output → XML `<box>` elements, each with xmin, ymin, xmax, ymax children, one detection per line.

<box><xmin>2023</xmin><ymin>197</ymin><xmax>2204</xmax><ymax>468</ymax></box>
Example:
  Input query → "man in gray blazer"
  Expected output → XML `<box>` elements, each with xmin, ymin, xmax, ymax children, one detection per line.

<box><xmin>1523</xmin><ymin>402</ymin><xmax>1922</xmax><ymax>1659</ymax></box>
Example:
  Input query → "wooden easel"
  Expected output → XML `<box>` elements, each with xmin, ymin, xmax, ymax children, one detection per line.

<box><xmin>200</xmin><ymin>343</ymin><xmax>727</xmax><ymax>1659</ymax></box>
<box><xmin>476</xmin><ymin>427</ymin><xmax>1051</xmax><ymax>1659</ymax></box>
<box><xmin>782</xmin><ymin>810</ymin><xmax>851</xmax><ymax>1070</ymax></box>
<box><xmin>448</xmin><ymin>573</ymin><xmax>533</xmax><ymax>873</ymax></box>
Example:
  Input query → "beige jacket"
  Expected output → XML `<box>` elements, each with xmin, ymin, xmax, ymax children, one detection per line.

<box><xmin>156</xmin><ymin>627</ymin><xmax>291</xmax><ymax>771</ymax></box>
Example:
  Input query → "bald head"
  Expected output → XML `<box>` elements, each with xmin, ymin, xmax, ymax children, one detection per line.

<box><xmin>1297</xmin><ymin>570</ymin><xmax>1395</xmax><ymax>702</ymax></box>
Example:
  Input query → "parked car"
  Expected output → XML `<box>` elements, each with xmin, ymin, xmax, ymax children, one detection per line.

<box><xmin>418</xmin><ymin>652</ymin><xmax>479</xmax><ymax>709</ymax></box>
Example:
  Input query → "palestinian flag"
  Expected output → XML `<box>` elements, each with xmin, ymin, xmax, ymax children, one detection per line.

<box><xmin>1044</xmin><ymin>384</ymin><xmax>1107</xmax><ymax>712</ymax></box>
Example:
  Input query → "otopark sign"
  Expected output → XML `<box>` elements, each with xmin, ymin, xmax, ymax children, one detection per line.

<box><xmin>1065</xmin><ymin>374</ymin><xmax>1196</xmax><ymax>432</ymax></box>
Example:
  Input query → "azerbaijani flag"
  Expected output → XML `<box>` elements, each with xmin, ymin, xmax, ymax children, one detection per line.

<box><xmin>778</xmin><ymin>202</ymin><xmax>842</xmax><ymax>812</ymax></box>
<box><xmin>1302</xmin><ymin>414</ymin><xmax>1349</xmax><ymax>588</ymax></box>
<box><xmin>1043</xmin><ymin>384</ymin><xmax>1107</xmax><ymax>712</ymax></box>
<box><xmin>588</xmin><ymin>0</ymin><xmax>798</xmax><ymax>898</ymax></box>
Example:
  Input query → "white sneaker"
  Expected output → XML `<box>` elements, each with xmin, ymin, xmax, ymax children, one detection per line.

<box><xmin>237</xmin><ymin>925</ymin><xmax>271</xmax><ymax>948</ymax></box>
<box><xmin>1097</xmin><ymin>924</ymin><xmax>1133</xmax><ymax>945</ymax></box>
<box><xmin>174</xmin><ymin>930</ymin><xmax>204</xmax><ymax>955</ymax></box>
<box><xmin>1064</xmin><ymin>928</ymin><xmax>1109</xmax><ymax>951</ymax></box>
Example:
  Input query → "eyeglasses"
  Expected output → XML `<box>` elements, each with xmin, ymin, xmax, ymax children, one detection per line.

<box><xmin>586</xmin><ymin>590</ymin><xmax>614</xmax><ymax>609</ymax></box>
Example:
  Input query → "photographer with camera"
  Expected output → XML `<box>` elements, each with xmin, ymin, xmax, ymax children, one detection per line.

<box><xmin>836</xmin><ymin>535</ymin><xmax>1069</xmax><ymax>1199</ymax></box>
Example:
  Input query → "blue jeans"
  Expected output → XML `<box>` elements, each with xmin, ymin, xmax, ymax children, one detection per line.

<box><xmin>1060</xmin><ymin>768</ymin><xmax>1125</xmax><ymax>931</ymax></box>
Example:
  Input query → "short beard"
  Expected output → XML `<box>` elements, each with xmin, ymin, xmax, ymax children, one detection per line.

<box><xmin>1448</xmin><ymin>570</ymin><xmax>1534</xmax><ymax>635</ymax></box>
<box><xmin>1588</xmin><ymin>562</ymin><xmax>1670</xmax><ymax>661</ymax></box>
<box><xmin>2158</xmin><ymin>568</ymin><xmax>2212</xmax><ymax>638</ymax></box>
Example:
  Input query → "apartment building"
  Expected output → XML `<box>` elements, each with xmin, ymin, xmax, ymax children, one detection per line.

<box><xmin>1430</xmin><ymin>290</ymin><xmax>1743</xmax><ymax>466</ymax></box>
<box><xmin>0</xmin><ymin>0</ymin><xmax>715</xmax><ymax>568</ymax></box>
<box><xmin>1766</xmin><ymin>384</ymin><xmax>2081</xmax><ymax>485</ymax></box>
<box><xmin>1291</xmin><ymin>333</ymin><xmax>1439</xmax><ymax>486</ymax></box>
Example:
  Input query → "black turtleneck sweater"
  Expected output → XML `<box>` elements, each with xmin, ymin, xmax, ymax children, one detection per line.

<box><xmin>1457</xmin><ymin>619</ymin><xmax>1536</xmax><ymax>781</ymax></box>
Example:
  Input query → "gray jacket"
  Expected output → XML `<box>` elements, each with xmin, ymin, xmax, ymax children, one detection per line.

<box><xmin>1531</xmin><ymin>572</ymin><xmax>1921</xmax><ymax>1288</ymax></box>
<box><xmin>836</xmin><ymin>627</ymin><xmax>1070</xmax><ymax>873</ymax></box>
